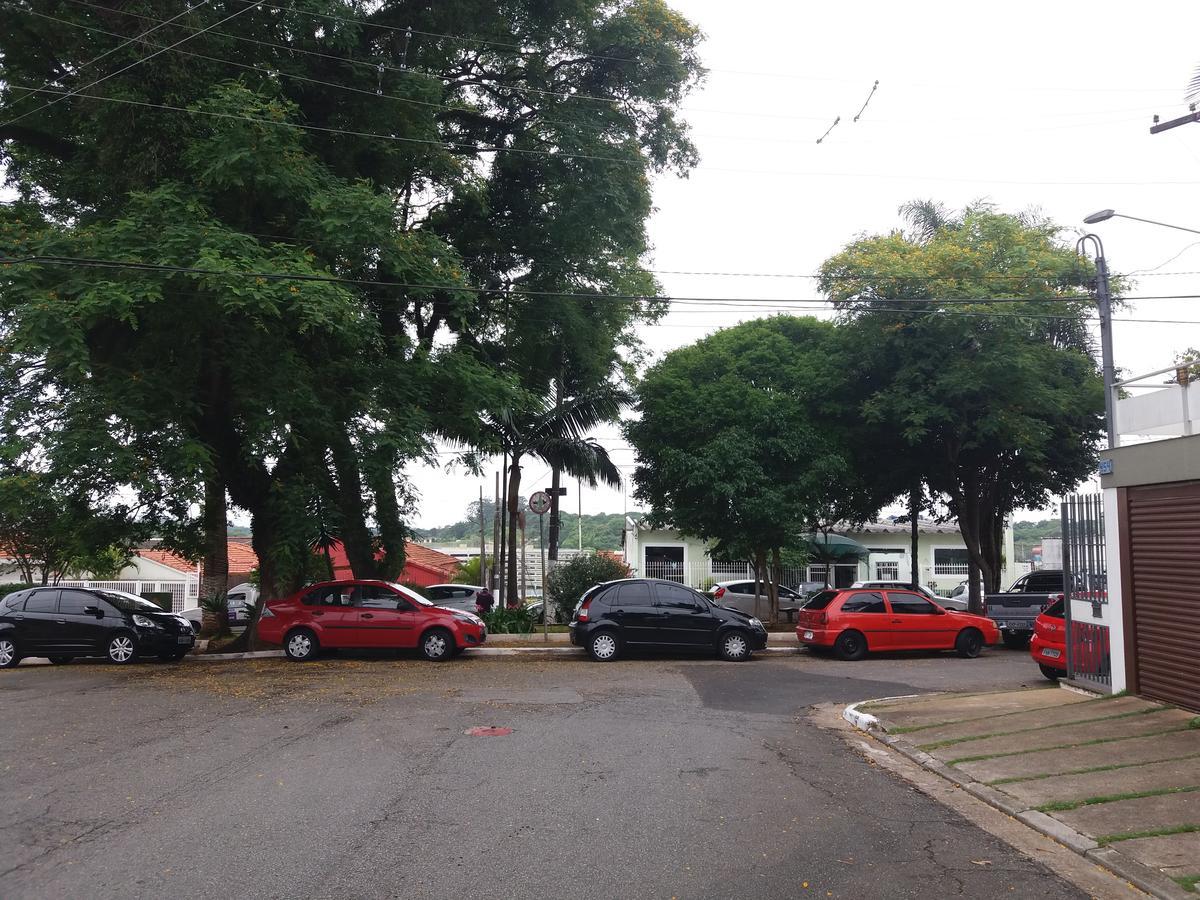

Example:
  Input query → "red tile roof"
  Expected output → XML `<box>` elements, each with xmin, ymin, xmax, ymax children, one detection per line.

<box><xmin>226</xmin><ymin>539</ymin><xmax>259</xmax><ymax>573</ymax></box>
<box><xmin>136</xmin><ymin>548</ymin><xmax>196</xmax><ymax>574</ymax></box>
<box><xmin>404</xmin><ymin>543</ymin><xmax>459</xmax><ymax>578</ymax></box>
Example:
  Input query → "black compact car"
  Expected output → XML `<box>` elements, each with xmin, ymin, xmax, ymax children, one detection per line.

<box><xmin>568</xmin><ymin>578</ymin><xmax>768</xmax><ymax>662</ymax></box>
<box><xmin>0</xmin><ymin>586</ymin><xmax>195</xmax><ymax>668</ymax></box>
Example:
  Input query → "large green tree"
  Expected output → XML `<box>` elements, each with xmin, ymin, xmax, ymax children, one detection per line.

<box><xmin>819</xmin><ymin>204</ymin><xmax>1107</xmax><ymax>611</ymax></box>
<box><xmin>627</xmin><ymin>316</ymin><xmax>888</xmax><ymax>621</ymax></box>
<box><xmin>0</xmin><ymin>1</ymin><xmax>702</xmax><ymax>621</ymax></box>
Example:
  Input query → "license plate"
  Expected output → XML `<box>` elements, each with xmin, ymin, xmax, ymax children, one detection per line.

<box><xmin>803</xmin><ymin>630</ymin><xmax>814</xmax><ymax>640</ymax></box>
<box><xmin>177</xmin><ymin>635</ymin><xmax>193</xmax><ymax>644</ymax></box>
<box><xmin>1042</xmin><ymin>648</ymin><xmax>1062</xmax><ymax>659</ymax></box>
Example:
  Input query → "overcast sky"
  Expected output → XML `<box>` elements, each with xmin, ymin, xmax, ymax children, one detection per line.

<box><xmin>407</xmin><ymin>0</ymin><xmax>1200</xmax><ymax>531</ymax></box>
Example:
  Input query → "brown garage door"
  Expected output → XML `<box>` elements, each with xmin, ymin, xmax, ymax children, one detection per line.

<box><xmin>1126</xmin><ymin>480</ymin><xmax>1200</xmax><ymax>712</ymax></box>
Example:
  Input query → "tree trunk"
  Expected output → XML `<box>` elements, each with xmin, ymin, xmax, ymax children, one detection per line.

<box><xmin>200</xmin><ymin>468</ymin><xmax>229</xmax><ymax>600</ymax></box>
<box><xmin>910</xmin><ymin>483</ymin><xmax>920</xmax><ymax>587</ymax></box>
<box><xmin>328</xmin><ymin>432</ymin><xmax>378</xmax><ymax>578</ymax></box>
<box><xmin>506</xmin><ymin>454</ymin><xmax>522</xmax><ymax>604</ymax></box>
<box><xmin>367</xmin><ymin>444</ymin><xmax>406</xmax><ymax>581</ymax></box>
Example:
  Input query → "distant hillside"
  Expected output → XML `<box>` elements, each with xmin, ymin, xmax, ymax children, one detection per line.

<box><xmin>1013</xmin><ymin>518</ymin><xmax>1061</xmax><ymax>561</ymax></box>
<box><xmin>416</xmin><ymin>501</ymin><xmax>635</xmax><ymax>552</ymax></box>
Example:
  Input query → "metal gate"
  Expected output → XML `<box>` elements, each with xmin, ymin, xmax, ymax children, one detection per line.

<box><xmin>1061</xmin><ymin>494</ymin><xmax>1111</xmax><ymax>690</ymax></box>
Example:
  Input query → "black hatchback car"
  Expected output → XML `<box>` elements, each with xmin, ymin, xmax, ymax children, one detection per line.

<box><xmin>569</xmin><ymin>578</ymin><xmax>768</xmax><ymax>662</ymax></box>
<box><xmin>0</xmin><ymin>586</ymin><xmax>195</xmax><ymax>668</ymax></box>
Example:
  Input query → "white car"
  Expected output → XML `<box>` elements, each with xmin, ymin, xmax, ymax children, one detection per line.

<box><xmin>425</xmin><ymin>584</ymin><xmax>490</xmax><ymax>614</ymax></box>
<box><xmin>849</xmin><ymin>580</ymin><xmax>968</xmax><ymax>612</ymax></box>
<box><xmin>179</xmin><ymin>582</ymin><xmax>258</xmax><ymax>632</ymax></box>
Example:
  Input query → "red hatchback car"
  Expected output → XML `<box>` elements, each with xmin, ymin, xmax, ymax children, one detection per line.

<box><xmin>258</xmin><ymin>580</ymin><xmax>487</xmax><ymax>662</ymax></box>
<box><xmin>1029</xmin><ymin>597</ymin><xmax>1067</xmax><ymax>680</ymax></box>
<box><xmin>796</xmin><ymin>588</ymin><xmax>1000</xmax><ymax>660</ymax></box>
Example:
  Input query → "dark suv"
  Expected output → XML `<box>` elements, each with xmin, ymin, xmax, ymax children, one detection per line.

<box><xmin>0</xmin><ymin>587</ymin><xmax>195</xmax><ymax>668</ymax></box>
<box><xmin>569</xmin><ymin>578</ymin><xmax>768</xmax><ymax>662</ymax></box>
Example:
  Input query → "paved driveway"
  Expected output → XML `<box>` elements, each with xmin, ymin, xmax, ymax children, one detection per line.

<box><xmin>0</xmin><ymin>648</ymin><xmax>1100</xmax><ymax>898</ymax></box>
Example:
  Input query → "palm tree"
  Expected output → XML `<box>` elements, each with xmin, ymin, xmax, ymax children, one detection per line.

<box><xmin>483</xmin><ymin>387</ymin><xmax>624</xmax><ymax>603</ymax></box>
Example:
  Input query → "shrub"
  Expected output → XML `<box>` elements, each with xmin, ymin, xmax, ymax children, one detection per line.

<box><xmin>545</xmin><ymin>553</ymin><xmax>631</xmax><ymax>621</ymax></box>
<box><xmin>198</xmin><ymin>592</ymin><xmax>231</xmax><ymax>637</ymax></box>
<box><xmin>0</xmin><ymin>583</ymin><xmax>34</xmax><ymax>597</ymax></box>
<box><xmin>482</xmin><ymin>606</ymin><xmax>535</xmax><ymax>634</ymax></box>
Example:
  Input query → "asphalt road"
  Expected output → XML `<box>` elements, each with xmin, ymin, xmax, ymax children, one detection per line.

<box><xmin>0</xmin><ymin>647</ymin><xmax>1093</xmax><ymax>899</ymax></box>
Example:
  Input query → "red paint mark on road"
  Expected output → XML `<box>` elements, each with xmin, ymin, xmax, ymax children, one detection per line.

<box><xmin>465</xmin><ymin>726</ymin><xmax>513</xmax><ymax>737</ymax></box>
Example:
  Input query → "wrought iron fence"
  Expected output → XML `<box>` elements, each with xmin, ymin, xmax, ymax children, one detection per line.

<box><xmin>1061</xmin><ymin>494</ymin><xmax>1111</xmax><ymax>689</ymax></box>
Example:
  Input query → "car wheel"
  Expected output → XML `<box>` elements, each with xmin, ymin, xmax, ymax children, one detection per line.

<box><xmin>284</xmin><ymin>628</ymin><xmax>319</xmax><ymax>661</ymax></box>
<box><xmin>833</xmin><ymin>630</ymin><xmax>868</xmax><ymax>661</ymax></box>
<box><xmin>718</xmin><ymin>630</ymin><xmax>752</xmax><ymax>662</ymax></box>
<box><xmin>106</xmin><ymin>633</ymin><xmax>137</xmax><ymax>664</ymax></box>
<box><xmin>49</xmin><ymin>656</ymin><xmax>73</xmax><ymax>665</ymax></box>
<box><xmin>1038</xmin><ymin>663</ymin><xmax>1062</xmax><ymax>682</ymax></box>
<box><xmin>420</xmin><ymin>628</ymin><xmax>454</xmax><ymax>662</ymax></box>
<box><xmin>955</xmin><ymin>628</ymin><xmax>984</xmax><ymax>659</ymax></box>
<box><xmin>0</xmin><ymin>636</ymin><xmax>19</xmax><ymax>669</ymax></box>
<box><xmin>587</xmin><ymin>629</ymin><xmax>620</xmax><ymax>662</ymax></box>
<box><xmin>1002</xmin><ymin>632</ymin><xmax>1029</xmax><ymax>650</ymax></box>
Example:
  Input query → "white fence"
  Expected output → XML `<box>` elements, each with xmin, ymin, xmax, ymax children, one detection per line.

<box><xmin>59</xmin><ymin>579</ymin><xmax>198</xmax><ymax>613</ymax></box>
<box><xmin>635</xmin><ymin>561</ymin><xmax>863</xmax><ymax>591</ymax></box>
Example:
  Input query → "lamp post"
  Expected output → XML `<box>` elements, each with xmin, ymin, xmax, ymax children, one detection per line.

<box><xmin>1083</xmin><ymin>209</ymin><xmax>1200</xmax><ymax>237</ymax></box>
<box><xmin>1076</xmin><ymin>229</ymin><xmax>1116</xmax><ymax>449</ymax></box>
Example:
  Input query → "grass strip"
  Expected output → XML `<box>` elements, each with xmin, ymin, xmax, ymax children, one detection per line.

<box><xmin>1035</xmin><ymin>784</ymin><xmax>1200</xmax><ymax>812</ymax></box>
<box><xmin>946</xmin><ymin>726</ymin><xmax>1196</xmax><ymax>765</ymax></box>
<box><xmin>989</xmin><ymin>752</ymin><xmax>1200</xmax><ymax>785</ymax></box>
<box><xmin>915</xmin><ymin>706</ymin><xmax>1171</xmax><ymax>751</ymax></box>
<box><xmin>1174</xmin><ymin>875</ymin><xmax>1200</xmax><ymax>893</ymax></box>
<box><xmin>1098</xmin><ymin>823</ymin><xmax>1200</xmax><ymax>845</ymax></box>
<box><xmin>875</xmin><ymin>692</ymin><xmax>1148</xmax><ymax>735</ymax></box>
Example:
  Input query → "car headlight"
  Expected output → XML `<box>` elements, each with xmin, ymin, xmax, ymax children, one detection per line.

<box><xmin>749</xmin><ymin>617</ymin><xmax>765</xmax><ymax>630</ymax></box>
<box><xmin>452</xmin><ymin>611</ymin><xmax>482</xmax><ymax>626</ymax></box>
<box><xmin>132</xmin><ymin>615</ymin><xmax>159</xmax><ymax>628</ymax></box>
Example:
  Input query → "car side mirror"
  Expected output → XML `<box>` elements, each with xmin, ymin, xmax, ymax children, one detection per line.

<box><xmin>84</xmin><ymin>606</ymin><xmax>103</xmax><ymax>618</ymax></box>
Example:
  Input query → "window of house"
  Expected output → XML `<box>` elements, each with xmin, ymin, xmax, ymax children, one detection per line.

<box><xmin>874</xmin><ymin>561</ymin><xmax>900</xmax><ymax>580</ymax></box>
<box><xmin>644</xmin><ymin>546</ymin><xmax>685</xmax><ymax>582</ymax></box>
<box><xmin>933</xmin><ymin>548</ymin><xmax>970</xmax><ymax>575</ymax></box>
<box><xmin>806</xmin><ymin>565</ymin><xmax>829</xmax><ymax>584</ymax></box>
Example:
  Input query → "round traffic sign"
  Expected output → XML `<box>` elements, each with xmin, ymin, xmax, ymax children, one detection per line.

<box><xmin>528</xmin><ymin>491</ymin><xmax>551</xmax><ymax>515</ymax></box>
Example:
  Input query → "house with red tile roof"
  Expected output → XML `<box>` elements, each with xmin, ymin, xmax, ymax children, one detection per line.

<box><xmin>325</xmin><ymin>540</ymin><xmax>459</xmax><ymax>586</ymax></box>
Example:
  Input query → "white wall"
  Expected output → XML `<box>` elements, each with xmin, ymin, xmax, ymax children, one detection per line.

<box><xmin>1101</xmin><ymin>488</ymin><xmax>1127</xmax><ymax>692</ymax></box>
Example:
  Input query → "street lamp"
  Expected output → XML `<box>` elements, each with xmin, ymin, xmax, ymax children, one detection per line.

<box><xmin>1076</xmin><ymin>231</ymin><xmax>1116</xmax><ymax>449</ymax></box>
<box><xmin>1083</xmin><ymin>209</ymin><xmax>1200</xmax><ymax>236</ymax></box>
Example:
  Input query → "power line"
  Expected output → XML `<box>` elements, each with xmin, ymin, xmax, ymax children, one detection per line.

<box><xmin>0</xmin><ymin>0</ymin><xmax>264</xmax><ymax>129</ymax></box>
<box><xmin>2</xmin><ymin>0</ymin><xmax>213</xmax><ymax>114</ymax></box>
<box><xmin>4</xmin><ymin>255</ymin><xmax>1200</xmax><ymax>325</ymax></box>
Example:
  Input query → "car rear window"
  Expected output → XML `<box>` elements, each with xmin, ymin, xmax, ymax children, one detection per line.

<box><xmin>1043</xmin><ymin>598</ymin><xmax>1065</xmax><ymax>618</ymax></box>
<box><xmin>802</xmin><ymin>590</ymin><xmax>839</xmax><ymax>610</ymax></box>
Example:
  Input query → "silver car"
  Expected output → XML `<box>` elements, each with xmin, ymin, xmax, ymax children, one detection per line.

<box><xmin>708</xmin><ymin>580</ymin><xmax>806</xmax><ymax>620</ymax></box>
<box><xmin>850</xmin><ymin>580</ymin><xmax>967</xmax><ymax>612</ymax></box>
<box><xmin>425</xmin><ymin>584</ymin><xmax>488</xmax><ymax>613</ymax></box>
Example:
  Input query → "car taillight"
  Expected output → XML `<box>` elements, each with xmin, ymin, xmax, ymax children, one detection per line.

<box><xmin>578</xmin><ymin>597</ymin><xmax>593</xmax><ymax>622</ymax></box>
<box><xmin>714</xmin><ymin>587</ymin><xmax>726</xmax><ymax>600</ymax></box>
<box><xmin>817</xmin><ymin>611</ymin><xmax>827</xmax><ymax>625</ymax></box>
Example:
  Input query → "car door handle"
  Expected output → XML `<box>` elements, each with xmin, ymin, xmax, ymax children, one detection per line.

<box><xmin>13</xmin><ymin>615</ymin><xmax>23</xmax><ymax>621</ymax></box>
<box><xmin>311</xmin><ymin>611</ymin><xmax>324</xmax><ymax>617</ymax></box>
<box><xmin>891</xmin><ymin>619</ymin><xmax>903</xmax><ymax>624</ymax></box>
<box><xmin>56</xmin><ymin>619</ymin><xmax>66</xmax><ymax>624</ymax></box>
<box><xmin>361</xmin><ymin>613</ymin><xmax>374</xmax><ymax>619</ymax></box>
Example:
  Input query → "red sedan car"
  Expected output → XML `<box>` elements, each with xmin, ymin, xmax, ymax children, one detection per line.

<box><xmin>258</xmin><ymin>580</ymin><xmax>487</xmax><ymax>662</ymax></box>
<box><xmin>1029</xmin><ymin>597</ymin><xmax>1067</xmax><ymax>680</ymax></box>
<box><xmin>796</xmin><ymin>588</ymin><xmax>1000</xmax><ymax>660</ymax></box>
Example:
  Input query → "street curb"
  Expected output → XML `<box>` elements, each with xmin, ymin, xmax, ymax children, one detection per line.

<box><xmin>1085</xmin><ymin>847</ymin><xmax>1195</xmax><ymax>900</ymax></box>
<box><xmin>188</xmin><ymin>645</ymin><xmax>800</xmax><ymax>661</ymax></box>
<box><xmin>843</xmin><ymin>698</ymin><xmax>1189</xmax><ymax>900</ymax></box>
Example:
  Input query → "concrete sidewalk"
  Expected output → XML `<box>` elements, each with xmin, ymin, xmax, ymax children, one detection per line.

<box><xmin>846</xmin><ymin>687</ymin><xmax>1200</xmax><ymax>898</ymax></box>
<box><xmin>484</xmin><ymin>631</ymin><xmax>801</xmax><ymax>646</ymax></box>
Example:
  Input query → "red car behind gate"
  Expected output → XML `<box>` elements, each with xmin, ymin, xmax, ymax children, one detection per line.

<box><xmin>257</xmin><ymin>580</ymin><xmax>486</xmax><ymax>662</ymax></box>
<box><xmin>796</xmin><ymin>588</ymin><xmax>1000</xmax><ymax>660</ymax></box>
<box><xmin>1030</xmin><ymin>597</ymin><xmax>1067</xmax><ymax>680</ymax></box>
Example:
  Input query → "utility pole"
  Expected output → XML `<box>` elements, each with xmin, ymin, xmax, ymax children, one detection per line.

<box><xmin>498</xmin><ymin>451</ymin><xmax>508</xmax><ymax>607</ymax></box>
<box><xmin>1077</xmin><ymin>234</ymin><xmax>1116</xmax><ymax>448</ymax></box>
<box><xmin>547</xmin><ymin>376</ymin><xmax>563</xmax><ymax>564</ymax></box>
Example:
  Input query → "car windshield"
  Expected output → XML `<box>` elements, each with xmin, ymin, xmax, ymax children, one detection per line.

<box><xmin>802</xmin><ymin>590</ymin><xmax>839</xmax><ymax>610</ymax></box>
<box><xmin>99</xmin><ymin>590</ymin><xmax>166</xmax><ymax>612</ymax></box>
<box><xmin>388</xmin><ymin>584</ymin><xmax>435</xmax><ymax>607</ymax></box>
